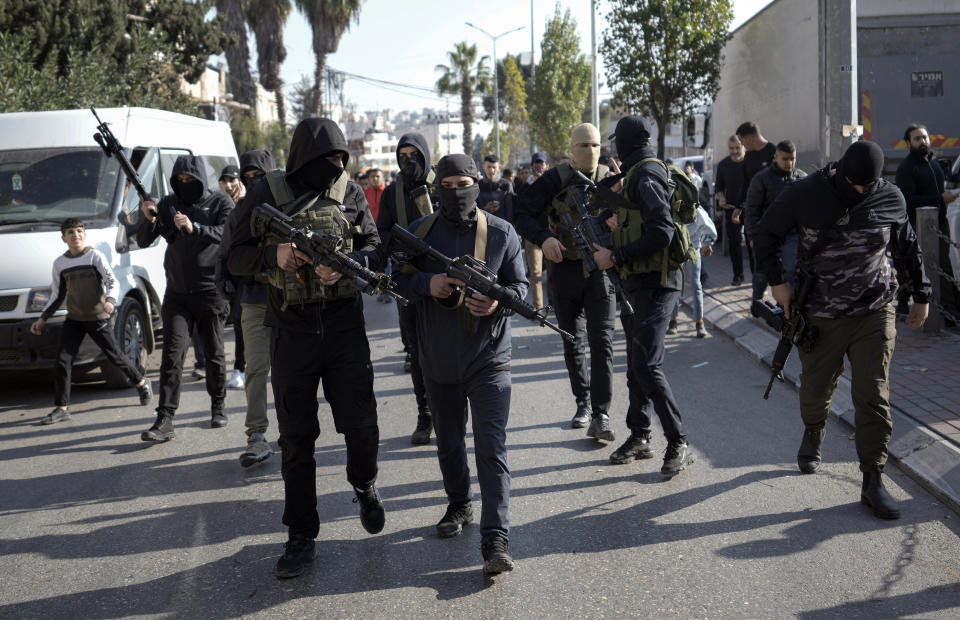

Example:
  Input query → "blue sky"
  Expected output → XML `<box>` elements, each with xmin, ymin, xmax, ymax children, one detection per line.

<box><xmin>272</xmin><ymin>0</ymin><xmax>775</xmax><ymax>113</ymax></box>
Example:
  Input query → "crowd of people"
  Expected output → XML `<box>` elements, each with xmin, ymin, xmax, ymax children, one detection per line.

<box><xmin>31</xmin><ymin>109</ymin><xmax>957</xmax><ymax>580</ymax></box>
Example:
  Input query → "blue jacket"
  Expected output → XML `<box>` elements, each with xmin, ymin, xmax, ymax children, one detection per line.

<box><xmin>394</xmin><ymin>209</ymin><xmax>528</xmax><ymax>384</ymax></box>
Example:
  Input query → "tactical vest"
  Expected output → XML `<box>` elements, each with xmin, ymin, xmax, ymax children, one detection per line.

<box><xmin>612</xmin><ymin>159</ymin><xmax>699</xmax><ymax>286</ymax></box>
<box><xmin>263</xmin><ymin>170</ymin><xmax>357</xmax><ymax>307</ymax></box>
<box><xmin>395</xmin><ymin>169</ymin><xmax>437</xmax><ymax>229</ymax></box>
<box><xmin>547</xmin><ymin>162</ymin><xmax>609</xmax><ymax>262</ymax></box>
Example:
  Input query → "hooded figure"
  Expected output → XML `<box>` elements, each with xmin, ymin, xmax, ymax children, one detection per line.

<box><xmin>137</xmin><ymin>154</ymin><xmax>234</xmax><ymax>295</ymax></box>
<box><xmin>225</xmin><ymin>119</ymin><xmax>385</xmax><ymax>575</ymax></box>
<box><xmin>377</xmin><ymin>132</ymin><xmax>436</xmax><ymax>256</ymax></box>
<box><xmin>240</xmin><ymin>149</ymin><xmax>277</xmax><ymax>190</ymax></box>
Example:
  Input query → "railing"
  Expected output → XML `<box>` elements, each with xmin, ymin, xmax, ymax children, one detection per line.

<box><xmin>916</xmin><ymin>206</ymin><xmax>960</xmax><ymax>332</ymax></box>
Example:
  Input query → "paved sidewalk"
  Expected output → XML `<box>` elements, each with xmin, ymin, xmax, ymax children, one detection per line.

<box><xmin>681</xmin><ymin>245</ymin><xmax>960</xmax><ymax>513</ymax></box>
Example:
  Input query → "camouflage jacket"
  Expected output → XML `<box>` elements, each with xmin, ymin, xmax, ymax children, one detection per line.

<box><xmin>753</xmin><ymin>165</ymin><xmax>931</xmax><ymax>319</ymax></box>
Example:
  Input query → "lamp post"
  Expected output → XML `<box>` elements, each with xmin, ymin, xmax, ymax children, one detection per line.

<box><xmin>466</xmin><ymin>22</ymin><xmax>525</xmax><ymax>162</ymax></box>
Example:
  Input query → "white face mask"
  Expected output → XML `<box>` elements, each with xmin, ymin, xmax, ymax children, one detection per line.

<box><xmin>571</xmin><ymin>144</ymin><xmax>600</xmax><ymax>174</ymax></box>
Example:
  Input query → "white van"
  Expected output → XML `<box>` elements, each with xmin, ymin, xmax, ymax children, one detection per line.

<box><xmin>0</xmin><ymin>107</ymin><xmax>238</xmax><ymax>385</ymax></box>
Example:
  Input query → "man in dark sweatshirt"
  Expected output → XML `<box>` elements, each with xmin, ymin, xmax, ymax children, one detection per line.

<box><xmin>218</xmin><ymin>149</ymin><xmax>278</xmax><ymax>468</ymax></box>
<box><xmin>895</xmin><ymin>124</ymin><xmax>959</xmax><ymax>317</ymax></box>
<box><xmin>137</xmin><ymin>155</ymin><xmax>233</xmax><ymax>439</ymax></box>
<box><xmin>478</xmin><ymin>154</ymin><xmax>514</xmax><ymax>223</ymax></box>
<box><xmin>376</xmin><ymin>132</ymin><xmax>437</xmax><ymax>444</ymax></box>
<box><xmin>393</xmin><ymin>154</ymin><xmax>527</xmax><ymax>575</ymax></box>
<box><xmin>744</xmin><ymin>140</ymin><xmax>806</xmax><ymax>300</ymax></box>
<box><xmin>592</xmin><ymin>115</ymin><xmax>694</xmax><ymax>477</ymax></box>
<box><xmin>227</xmin><ymin>118</ymin><xmax>386</xmax><ymax>579</ymax></box>
<box><xmin>754</xmin><ymin>140</ymin><xmax>930</xmax><ymax>520</ymax></box>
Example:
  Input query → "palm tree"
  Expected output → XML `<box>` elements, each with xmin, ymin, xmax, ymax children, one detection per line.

<box><xmin>247</xmin><ymin>0</ymin><xmax>292</xmax><ymax>126</ymax></box>
<box><xmin>295</xmin><ymin>0</ymin><xmax>362</xmax><ymax>117</ymax></box>
<box><xmin>216</xmin><ymin>0</ymin><xmax>256</xmax><ymax>107</ymax></box>
<box><xmin>436</xmin><ymin>41</ymin><xmax>490</xmax><ymax>157</ymax></box>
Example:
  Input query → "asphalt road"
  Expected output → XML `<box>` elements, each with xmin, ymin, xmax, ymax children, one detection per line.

<box><xmin>2</xmin><ymin>297</ymin><xmax>959</xmax><ymax>619</ymax></box>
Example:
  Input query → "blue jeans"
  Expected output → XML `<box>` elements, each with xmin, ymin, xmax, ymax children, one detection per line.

<box><xmin>672</xmin><ymin>252</ymin><xmax>704</xmax><ymax>321</ymax></box>
<box><xmin>752</xmin><ymin>233</ymin><xmax>798</xmax><ymax>300</ymax></box>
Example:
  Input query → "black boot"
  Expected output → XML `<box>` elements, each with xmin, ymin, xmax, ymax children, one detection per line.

<box><xmin>797</xmin><ymin>426</ymin><xmax>825</xmax><ymax>474</ymax></box>
<box><xmin>141</xmin><ymin>412</ymin><xmax>174</xmax><ymax>442</ymax></box>
<box><xmin>410</xmin><ymin>410</ymin><xmax>433</xmax><ymax>445</ymax></box>
<box><xmin>861</xmin><ymin>467</ymin><xmax>900</xmax><ymax>520</ymax></box>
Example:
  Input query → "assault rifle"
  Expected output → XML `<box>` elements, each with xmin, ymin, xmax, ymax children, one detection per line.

<box><xmin>390</xmin><ymin>224</ymin><xmax>575</xmax><ymax>343</ymax></box>
<box><xmin>252</xmin><ymin>204</ymin><xmax>409</xmax><ymax>306</ymax></box>
<box><xmin>91</xmin><ymin>107</ymin><xmax>154</xmax><ymax>218</ymax></box>
<box><xmin>566</xmin><ymin>170</ymin><xmax>634</xmax><ymax>316</ymax></box>
<box><xmin>750</xmin><ymin>269</ymin><xmax>819</xmax><ymax>399</ymax></box>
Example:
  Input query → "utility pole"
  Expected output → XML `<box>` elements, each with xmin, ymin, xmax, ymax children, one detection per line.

<box><xmin>466</xmin><ymin>22</ymin><xmax>526</xmax><ymax>162</ymax></box>
<box><xmin>590</xmin><ymin>0</ymin><xmax>599</xmax><ymax>128</ymax></box>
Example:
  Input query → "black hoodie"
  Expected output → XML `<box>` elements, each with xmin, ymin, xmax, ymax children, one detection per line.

<box><xmin>376</xmin><ymin>133</ymin><xmax>436</xmax><ymax>255</ymax></box>
<box><xmin>227</xmin><ymin>118</ymin><xmax>382</xmax><ymax>334</ymax></box>
<box><xmin>137</xmin><ymin>154</ymin><xmax>234</xmax><ymax>295</ymax></box>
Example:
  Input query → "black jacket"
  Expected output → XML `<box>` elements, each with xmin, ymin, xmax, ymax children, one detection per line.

<box><xmin>895</xmin><ymin>149</ymin><xmax>947</xmax><ymax>224</ymax></box>
<box><xmin>744</xmin><ymin>165</ymin><xmax>806</xmax><ymax>239</ymax></box>
<box><xmin>137</xmin><ymin>155</ymin><xmax>233</xmax><ymax>296</ymax></box>
<box><xmin>740</xmin><ymin>141</ymin><xmax>777</xmax><ymax>204</ymax></box>
<box><xmin>514</xmin><ymin>166</ymin><xmax>571</xmax><ymax>247</ymax></box>
<box><xmin>393</xmin><ymin>209</ymin><xmax>527</xmax><ymax>384</ymax></box>
<box><xmin>377</xmin><ymin>133</ymin><xmax>436</xmax><ymax>257</ymax></box>
<box><xmin>715</xmin><ymin>156</ymin><xmax>745</xmax><ymax>208</ymax></box>
<box><xmin>754</xmin><ymin>165</ymin><xmax>930</xmax><ymax>318</ymax></box>
<box><xmin>478</xmin><ymin>176</ymin><xmax>514</xmax><ymax>224</ymax></box>
<box><xmin>226</xmin><ymin>119</ymin><xmax>382</xmax><ymax>334</ymax></box>
<box><xmin>610</xmin><ymin>144</ymin><xmax>680</xmax><ymax>291</ymax></box>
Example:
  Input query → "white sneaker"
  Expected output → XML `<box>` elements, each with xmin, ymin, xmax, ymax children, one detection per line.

<box><xmin>227</xmin><ymin>369</ymin><xmax>245</xmax><ymax>389</ymax></box>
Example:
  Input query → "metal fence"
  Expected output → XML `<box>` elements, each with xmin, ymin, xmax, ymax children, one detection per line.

<box><xmin>916</xmin><ymin>206</ymin><xmax>960</xmax><ymax>332</ymax></box>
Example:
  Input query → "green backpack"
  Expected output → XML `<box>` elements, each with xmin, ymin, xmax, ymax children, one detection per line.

<box><xmin>613</xmin><ymin>158</ymin><xmax>700</xmax><ymax>287</ymax></box>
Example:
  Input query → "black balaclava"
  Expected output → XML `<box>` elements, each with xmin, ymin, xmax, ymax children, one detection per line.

<box><xmin>285</xmin><ymin>118</ymin><xmax>350</xmax><ymax>196</ymax></box>
<box><xmin>294</xmin><ymin>154</ymin><xmax>344</xmax><ymax>193</ymax></box>
<box><xmin>833</xmin><ymin>140</ymin><xmax>884</xmax><ymax>205</ymax></box>
<box><xmin>611</xmin><ymin>115</ymin><xmax>651</xmax><ymax>160</ymax></box>
<box><xmin>170</xmin><ymin>154</ymin><xmax>206</xmax><ymax>205</ymax></box>
<box><xmin>436</xmin><ymin>154</ymin><xmax>480</xmax><ymax>222</ymax></box>
<box><xmin>396</xmin><ymin>132</ymin><xmax>431</xmax><ymax>184</ymax></box>
<box><xmin>240</xmin><ymin>149</ymin><xmax>277</xmax><ymax>189</ymax></box>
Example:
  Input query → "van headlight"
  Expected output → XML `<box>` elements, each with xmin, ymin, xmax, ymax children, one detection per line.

<box><xmin>27</xmin><ymin>289</ymin><xmax>51</xmax><ymax>312</ymax></box>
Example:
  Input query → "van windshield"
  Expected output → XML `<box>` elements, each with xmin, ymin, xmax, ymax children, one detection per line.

<box><xmin>0</xmin><ymin>147</ymin><xmax>120</xmax><ymax>227</ymax></box>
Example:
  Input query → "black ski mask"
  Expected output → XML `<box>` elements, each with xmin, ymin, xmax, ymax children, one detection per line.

<box><xmin>173</xmin><ymin>178</ymin><xmax>204</xmax><ymax>205</ymax></box>
<box><xmin>833</xmin><ymin>140</ymin><xmax>884</xmax><ymax>206</ymax></box>
<box><xmin>436</xmin><ymin>154</ymin><xmax>480</xmax><ymax>222</ymax></box>
<box><xmin>295</xmin><ymin>155</ymin><xmax>344</xmax><ymax>193</ymax></box>
<box><xmin>399</xmin><ymin>151</ymin><xmax>425</xmax><ymax>182</ymax></box>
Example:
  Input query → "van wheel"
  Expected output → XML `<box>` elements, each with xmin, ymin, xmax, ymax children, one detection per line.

<box><xmin>102</xmin><ymin>298</ymin><xmax>147</xmax><ymax>388</ymax></box>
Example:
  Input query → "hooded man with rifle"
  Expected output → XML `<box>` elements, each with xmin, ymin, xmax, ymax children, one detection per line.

<box><xmin>376</xmin><ymin>132</ymin><xmax>437</xmax><ymax>444</ymax></box>
<box><xmin>226</xmin><ymin>118</ymin><xmax>386</xmax><ymax>579</ymax></box>
<box><xmin>515</xmin><ymin>123</ymin><xmax>620</xmax><ymax>443</ymax></box>
<box><xmin>753</xmin><ymin>140</ymin><xmax>930</xmax><ymax>520</ymax></box>
<box><xmin>137</xmin><ymin>155</ymin><xmax>233</xmax><ymax>439</ymax></box>
<box><xmin>392</xmin><ymin>154</ymin><xmax>527</xmax><ymax>575</ymax></box>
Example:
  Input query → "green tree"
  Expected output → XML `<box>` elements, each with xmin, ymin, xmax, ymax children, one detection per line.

<box><xmin>295</xmin><ymin>0</ymin><xmax>362</xmax><ymax>117</ymax></box>
<box><xmin>230</xmin><ymin>114</ymin><xmax>289</xmax><ymax>161</ymax></box>
<box><xmin>288</xmin><ymin>75</ymin><xmax>319</xmax><ymax>125</ymax></box>
<box><xmin>248</xmin><ymin>0</ymin><xmax>291</xmax><ymax>126</ymax></box>
<box><xmin>502</xmin><ymin>55</ymin><xmax>530</xmax><ymax>168</ymax></box>
<box><xmin>435</xmin><ymin>41</ymin><xmax>490</xmax><ymax>157</ymax></box>
<box><xmin>216</xmin><ymin>0</ymin><xmax>257</xmax><ymax>107</ymax></box>
<box><xmin>529</xmin><ymin>5</ymin><xmax>590</xmax><ymax>161</ymax></box>
<box><xmin>602</xmin><ymin>0</ymin><xmax>733</xmax><ymax>158</ymax></box>
<box><xmin>479</xmin><ymin>126</ymin><xmax>509</xmax><ymax>167</ymax></box>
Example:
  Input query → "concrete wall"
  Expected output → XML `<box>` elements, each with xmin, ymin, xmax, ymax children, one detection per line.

<box><xmin>711</xmin><ymin>0</ymin><xmax>823</xmax><ymax>173</ymax></box>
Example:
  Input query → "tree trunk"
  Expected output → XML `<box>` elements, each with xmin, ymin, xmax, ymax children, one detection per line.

<box><xmin>218</xmin><ymin>0</ymin><xmax>256</xmax><ymax>107</ymax></box>
<box><xmin>461</xmin><ymin>85</ymin><xmax>472</xmax><ymax>156</ymax></box>
<box><xmin>275</xmin><ymin>87</ymin><xmax>286</xmax><ymax>127</ymax></box>
<box><xmin>656</xmin><ymin>115</ymin><xmax>667</xmax><ymax>160</ymax></box>
<box><xmin>312</xmin><ymin>47</ymin><xmax>325</xmax><ymax>117</ymax></box>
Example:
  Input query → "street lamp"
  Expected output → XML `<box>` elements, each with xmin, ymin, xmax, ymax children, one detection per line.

<box><xmin>465</xmin><ymin>22</ymin><xmax>525</xmax><ymax>163</ymax></box>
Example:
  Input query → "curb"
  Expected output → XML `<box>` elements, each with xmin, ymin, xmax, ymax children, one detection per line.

<box><xmin>687</xmin><ymin>291</ymin><xmax>960</xmax><ymax>516</ymax></box>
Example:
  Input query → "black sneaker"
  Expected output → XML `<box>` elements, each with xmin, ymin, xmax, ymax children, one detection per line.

<box><xmin>410</xmin><ymin>412</ymin><xmax>433</xmax><ymax>445</ymax></box>
<box><xmin>41</xmin><ymin>408</ymin><xmax>70</xmax><ymax>425</ymax></box>
<box><xmin>609</xmin><ymin>434</ymin><xmax>653</xmax><ymax>464</ymax></box>
<box><xmin>436</xmin><ymin>501</ymin><xmax>473</xmax><ymax>538</ymax></box>
<box><xmin>586</xmin><ymin>413</ymin><xmax>615</xmax><ymax>442</ymax></box>
<box><xmin>141</xmin><ymin>413</ymin><xmax>174</xmax><ymax>442</ymax></box>
<box><xmin>137</xmin><ymin>380</ymin><xmax>153</xmax><ymax>406</ymax></box>
<box><xmin>239</xmin><ymin>433</ymin><xmax>273</xmax><ymax>468</ymax></box>
<box><xmin>570</xmin><ymin>405</ymin><xmax>591</xmax><ymax>429</ymax></box>
<box><xmin>211</xmin><ymin>410</ymin><xmax>228</xmax><ymax>428</ymax></box>
<box><xmin>666</xmin><ymin>319</ymin><xmax>678</xmax><ymax>335</ymax></box>
<box><xmin>661</xmin><ymin>441</ymin><xmax>694</xmax><ymax>476</ymax></box>
<box><xmin>353</xmin><ymin>485</ymin><xmax>385</xmax><ymax>534</ymax></box>
<box><xmin>481</xmin><ymin>534</ymin><xmax>514</xmax><ymax>574</ymax></box>
<box><xmin>275</xmin><ymin>535</ymin><xmax>316</xmax><ymax>579</ymax></box>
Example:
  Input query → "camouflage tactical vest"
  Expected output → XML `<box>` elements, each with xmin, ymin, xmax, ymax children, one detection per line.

<box><xmin>612</xmin><ymin>159</ymin><xmax>699</xmax><ymax>286</ymax></box>
<box><xmin>264</xmin><ymin>170</ymin><xmax>357</xmax><ymax>307</ymax></box>
<box><xmin>547</xmin><ymin>162</ymin><xmax>609</xmax><ymax>262</ymax></box>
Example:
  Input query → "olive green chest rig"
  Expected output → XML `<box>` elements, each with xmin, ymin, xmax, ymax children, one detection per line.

<box><xmin>264</xmin><ymin>170</ymin><xmax>357</xmax><ymax>307</ymax></box>
<box><xmin>394</xmin><ymin>169</ymin><xmax>437</xmax><ymax>229</ymax></box>
<box><xmin>547</xmin><ymin>162</ymin><xmax>608</xmax><ymax>262</ymax></box>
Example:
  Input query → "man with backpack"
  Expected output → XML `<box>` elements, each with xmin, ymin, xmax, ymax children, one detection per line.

<box><xmin>592</xmin><ymin>115</ymin><xmax>696</xmax><ymax>477</ymax></box>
